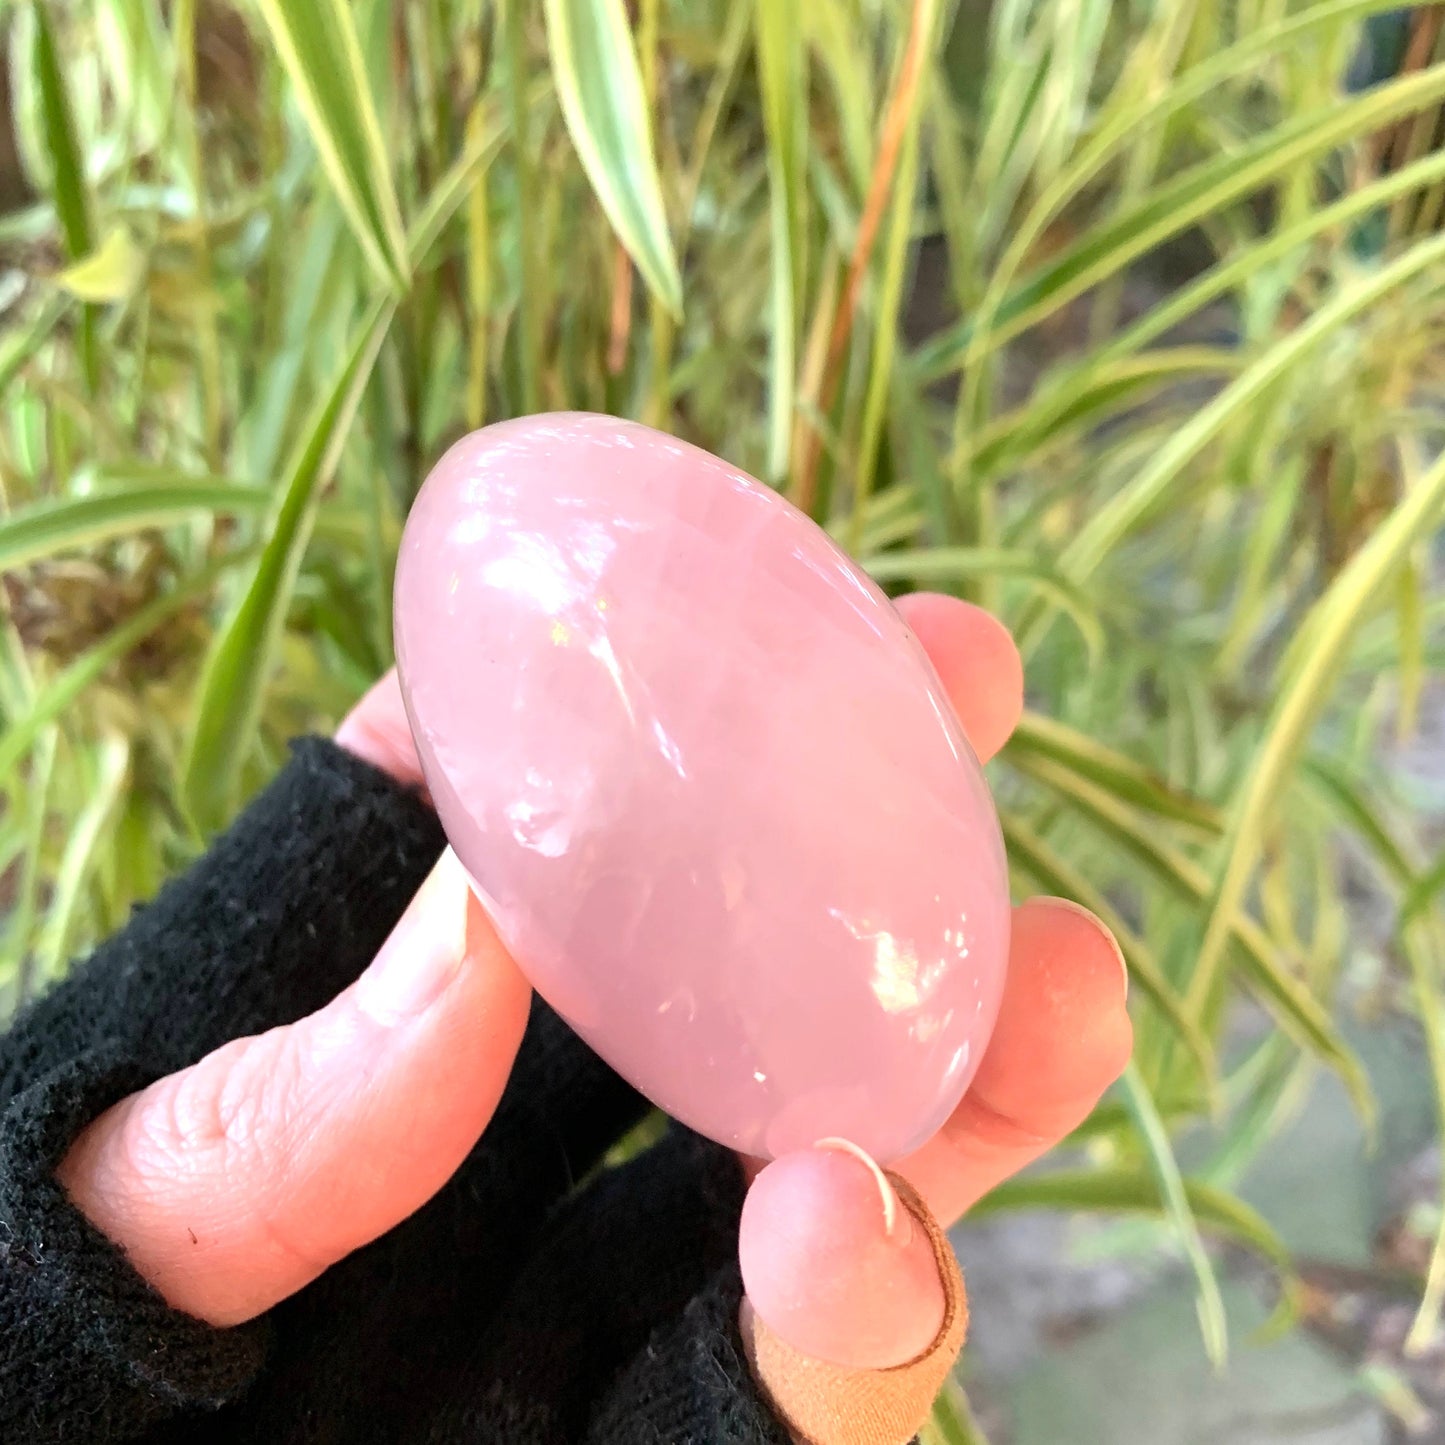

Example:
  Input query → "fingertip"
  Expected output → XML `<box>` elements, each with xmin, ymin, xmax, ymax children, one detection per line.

<box><xmin>973</xmin><ymin>896</ymin><xmax>1132</xmax><ymax>1121</ymax></box>
<box><xmin>739</xmin><ymin>1146</ymin><xmax>946</xmax><ymax>1371</ymax></box>
<box><xmin>893</xmin><ymin>593</ymin><xmax>1023</xmax><ymax>763</ymax></box>
<box><xmin>1013</xmin><ymin>896</ymin><xmax>1129</xmax><ymax>1013</ymax></box>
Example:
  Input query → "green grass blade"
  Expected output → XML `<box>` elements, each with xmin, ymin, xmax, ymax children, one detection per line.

<box><xmin>501</xmin><ymin>0</ymin><xmax>541</xmax><ymax>415</ymax></box>
<box><xmin>1206</xmin><ymin>1036</ymin><xmax>1313</xmax><ymax>1191</ymax></box>
<box><xmin>0</xmin><ymin>292</ymin><xmax>68</xmax><ymax>397</ymax></box>
<box><xmin>543</xmin><ymin>0</ymin><xmax>682</xmax><ymax>316</ymax></box>
<box><xmin>923</xmin><ymin>1379</ymin><xmax>991</xmax><ymax>1445</ymax></box>
<box><xmin>850</xmin><ymin>0</ymin><xmax>939</xmax><ymax>536</ymax></box>
<box><xmin>1401</xmin><ymin>919</ymin><xmax>1445</xmax><ymax>1352</ymax></box>
<box><xmin>32</xmin><ymin>2</ymin><xmax>96</xmax><ymax>391</ymax></box>
<box><xmin>0</xmin><ymin>485</ymin><xmax>269</xmax><ymax>572</ymax></box>
<box><xmin>1122</xmin><ymin>1061</ymin><xmax>1229</xmax><ymax>1367</ymax></box>
<box><xmin>1095</xmin><ymin>143</ymin><xmax>1445</xmax><ymax>369</ymax></box>
<box><xmin>1008</xmin><ymin>711</ymin><xmax>1223</xmax><ymax>833</ymax></box>
<box><xmin>1185</xmin><ymin>440</ymin><xmax>1445</xmax><ymax>1024</ymax></box>
<box><xmin>182</xmin><ymin>301</ymin><xmax>394</xmax><ymax>832</ymax></box>
<box><xmin>33</xmin><ymin>734</ymin><xmax>129</xmax><ymax>984</ymax></box>
<box><xmin>755</xmin><ymin>0</ymin><xmax>804</xmax><ymax>481</ymax></box>
<box><xmin>1402</xmin><ymin>852</ymin><xmax>1445</xmax><ymax>931</ymax></box>
<box><xmin>30</xmin><ymin>4</ymin><xmax>90</xmax><ymax>263</ymax></box>
<box><xmin>1</xmin><ymin>727</ymin><xmax>55</xmax><ymax>998</ymax></box>
<box><xmin>407</xmin><ymin>102</ymin><xmax>507</xmax><ymax>266</ymax></box>
<box><xmin>254</xmin><ymin>0</ymin><xmax>410</xmax><ymax>290</ymax></box>
<box><xmin>969</xmin><ymin>348</ymin><xmax>1245</xmax><ymax>478</ymax></box>
<box><xmin>1303</xmin><ymin>757</ymin><xmax>1414</xmax><ymax>879</ymax></box>
<box><xmin>178</xmin><ymin>125</ymin><xmax>487</xmax><ymax>832</ymax></box>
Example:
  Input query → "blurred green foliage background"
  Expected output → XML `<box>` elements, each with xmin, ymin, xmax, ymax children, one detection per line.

<box><xmin>2</xmin><ymin>0</ymin><xmax>1445</xmax><ymax>1432</ymax></box>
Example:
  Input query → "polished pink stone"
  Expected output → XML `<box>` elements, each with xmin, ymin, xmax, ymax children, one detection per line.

<box><xmin>394</xmin><ymin>413</ymin><xmax>1011</xmax><ymax>1162</ymax></box>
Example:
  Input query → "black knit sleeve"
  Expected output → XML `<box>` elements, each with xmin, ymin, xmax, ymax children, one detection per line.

<box><xmin>584</xmin><ymin>1266</ymin><xmax>794</xmax><ymax>1445</ymax></box>
<box><xmin>0</xmin><ymin>738</ymin><xmax>444</xmax><ymax>1444</ymax></box>
<box><xmin>417</xmin><ymin>1123</ymin><xmax>794</xmax><ymax>1445</ymax></box>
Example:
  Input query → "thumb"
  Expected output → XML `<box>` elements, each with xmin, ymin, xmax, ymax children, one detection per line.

<box><xmin>738</xmin><ymin>1142</ymin><xmax>966</xmax><ymax>1445</ymax></box>
<box><xmin>57</xmin><ymin>848</ymin><xmax>530</xmax><ymax>1327</ymax></box>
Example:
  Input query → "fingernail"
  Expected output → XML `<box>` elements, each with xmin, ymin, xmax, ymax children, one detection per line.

<box><xmin>353</xmin><ymin>848</ymin><xmax>475</xmax><ymax>1025</ymax></box>
<box><xmin>813</xmin><ymin>1137</ymin><xmax>912</xmax><ymax>1245</ymax></box>
<box><xmin>1043</xmin><ymin>897</ymin><xmax>1129</xmax><ymax>1002</ymax></box>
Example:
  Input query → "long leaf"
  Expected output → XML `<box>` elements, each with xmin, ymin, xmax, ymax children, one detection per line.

<box><xmin>408</xmin><ymin>101</ymin><xmax>508</xmax><ymax>265</ymax></box>
<box><xmin>970</xmin><ymin>348</ymin><xmax>1245</xmax><ymax>477</ymax></box>
<box><xmin>849</xmin><ymin>0</ymin><xmax>939</xmax><ymax>532</ymax></box>
<box><xmin>182</xmin><ymin>301</ymin><xmax>393</xmax><ymax>831</ymax></box>
<box><xmin>1403</xmin><ymin>853</ymin><xmax>1445</xmax><ymax>931</ymax></box>
<box><xmin>1008</xmin><ymin>711</ymin><xmax>1223</xmax><ymax>833</ymax></box>
<box><xmin>32</xmin><ymin>2</ymin><xmax>96</xmax><ymax>391</ymax></box>
<box><xmin>0</xmin><ymin>485</ymin><xmax>269</xmax><ymax>572</ymax></box>
<box><xmin>254</xmin><ymin>0</ymin><xmax>410</xmax><ymax>290</ymax></box>
<box><xmin>1096</xmin><ymin>143</ymin><xmax>1445</xmax><ymax>369</ymax></box>
<box><xmin>179</xmin><ymin>132</ymin><xmax>497</xmax><ymax>831</ymax></box>
<box><xmin>1185</xmin><ymin>443</ymin><xmax>1445</xmax><ymax>1022</ymax></box>
<box><xmin>923</xmin><ymin>1379</ymin><xmax>991</xmax><ymax>1445</ymax></box>
<box><xmin>544</xmin><ymin>0</ymin><xmax>682</xmax><ymax>316</ymax></box>
<box><xmin>1122</xmin><ymin>1062</ymin><xmax>1228</xmax><ymax>1367</ymax></box>
<box><xmin>31</xmin><ymin>5</ymin><xmax>88</xmax><ymax>260</ymax></box>
<box><xmin>754</xmin><ymin>0</ymin><xmax>804</xmax><ymax>480</ymax></box>
<box><xmin>33</xmin><ymin>734</ymin><xmax>129</xmax><ymax>983</ymax></box>
<box><xmin>2</xmin><ymin>728</ymin><xmax>55</xmax><ymax>998</ymax></box>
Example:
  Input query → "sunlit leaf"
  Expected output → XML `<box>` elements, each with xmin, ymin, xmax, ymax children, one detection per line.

<box><xmin>55</xmin><ymin>226</ymin><xmax>145</xmax><ymax>303</ymax></box>
<box><xmin>544</xmin><ymin>0</ymin><xmax>683</xmax><ymax>315</ymax></box>
<box><xmin>253</xmin><ymin>0</ymin><xmax>410</xmax><ymax>290</ymax></box>
<box><xmin>182</xmin><ymin>302</ymin><xmax>392</xmax><ymax>832</ymax></box>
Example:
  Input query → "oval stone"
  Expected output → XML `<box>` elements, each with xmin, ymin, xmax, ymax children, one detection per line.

<box><xmin>394</xmin><ymin>413</ymin><xmax>1011</xmax><ymax>1162</ymax></box>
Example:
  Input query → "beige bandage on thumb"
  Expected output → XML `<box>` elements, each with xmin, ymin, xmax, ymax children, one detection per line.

<box><xmin>740</xmin><ymin>1172</ymin><xmax>968</xmax><ymax>1445</ymax></box>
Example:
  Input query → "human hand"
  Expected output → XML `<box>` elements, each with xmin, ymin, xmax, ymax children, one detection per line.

<box><xmin>55</xmin><ymin>593</ymin><xmax>1130</xmax><ymax>1425</ymax></box>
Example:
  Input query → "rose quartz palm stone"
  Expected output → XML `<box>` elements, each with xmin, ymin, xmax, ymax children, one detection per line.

<box><xmin>394</xmin><ymin>413</ymin><xmax>1010</xmax><ymax>1162</ymax></box>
